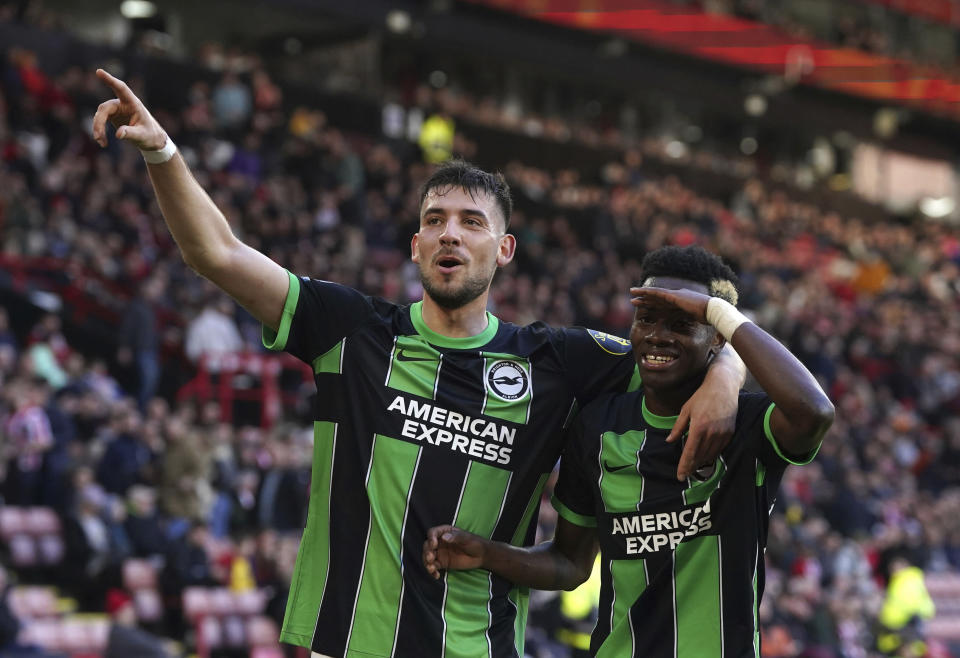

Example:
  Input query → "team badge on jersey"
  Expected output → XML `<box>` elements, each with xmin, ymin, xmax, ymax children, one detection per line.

<box><xmin>485</xmin><ymin>360</ymin><xmax>530</xmax><ymax>401</ymax></box>
<box><xmin>588</xmin><ymin>329</ymin><xmax>632</xmax><ymax>355</ymax></box>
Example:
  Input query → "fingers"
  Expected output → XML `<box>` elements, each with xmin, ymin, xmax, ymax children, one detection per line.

<box><xmin>92</xmin><ymin>98</ymin><xmax>121</xmax><ymax>147</ymax></box>
<box><xmin>96</xmin><ymin>68</ymin><xmax>136</xmax><ymax>102</ymax></box>
<box><xmin>423</xmin><ymin>525</ymin><xmax>452</xmax><ymax>580</ymax></box>
<box><xmin>666</xmin><ymin>405</ymin><xmax>689</xmax><ymax>444</ymax></box>
<box><xmin>676</xmin><ymin>429</ymin><xmax>700</xmax><ymax>481</ymax></box>
<box><xmin>115</xmin><ymin>124</ymin><xmax>151</xmax><ymax>144</ymax></box>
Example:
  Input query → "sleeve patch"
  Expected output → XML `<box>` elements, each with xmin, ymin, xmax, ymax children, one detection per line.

<box><xmin>587</xmin><ymin>329</ymin><xmax>632</xmax><ymax>355</ymax></box>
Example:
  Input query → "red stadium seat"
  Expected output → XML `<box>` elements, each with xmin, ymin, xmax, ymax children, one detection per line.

<box><xmin>9</xmin><ymin>586</ymin><xmax>58</xmax><ymax>619</ymax></box>
<box><xmin>233</xmin><ymin>588</ymin><xmax>267</xmax><ymax>615</ymax></box>
<box><xmin>182</xmin><ymin>586</ymin><xmax>212</xmax><ymax>622</ymax></box>
<box><xmin>246</xmin><ymin>615</ymin><xmax>280</xmax><ymax>647</ymax></box>
<box><xmin>250</xmin><ymin>647</ymin><xmax>285</xmax><ymax>658</ymax></box>
<box><xmin>24</xmin><ymin>507</ymin><xmax>61</xmax><ymax>535</ymax></box>
<box><xmin>37</xmin><ymin>533</ymin><xmax>65</xmax><ymax>564</ymax></box>
<box><xmin>199</xmin><ymin>615</ymin><xmax>224</xmax><ymax>649</ymax></box>
<box><xmin>123</xmin><ymin>557</ymin><xmax>159</xmax><ymax>590</ymax></box>
<box><xmin>19</xmin><ymin>619</ymin><xmax>62</xmax><ymax>650</ymax></box>
<box><xmin>8</xmin><ymin>534</ymin><xmax>37</xmax><ymax>567</ymax></box>
<box><xmin>0</xmin><ymin>507</ymin><xmax>26</xmax><ymax>540</ymax></box>
<box><xmin>133</xmin><ymin>588</ymin><xmax>164</xmax><ymax>622</ymax></box>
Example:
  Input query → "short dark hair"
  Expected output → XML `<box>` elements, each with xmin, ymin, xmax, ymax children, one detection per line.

<box><xmin>419</xmin><ymin>160</ymin><xmax>513</xmax><ymax>231</ymax></box>
<box><xmin>639</xmin><ymin>245</ymin><xmax>739</xmax><ymax>305</ymax></box>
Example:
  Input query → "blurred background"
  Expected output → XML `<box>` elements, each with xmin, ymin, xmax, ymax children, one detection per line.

<box><xmin>1</xmin><ymin>0</ymin><xmax>960</xmax><ymax>656</ymax></box>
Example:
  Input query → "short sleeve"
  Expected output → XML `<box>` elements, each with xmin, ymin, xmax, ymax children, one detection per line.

<box><xmin>262</xmin><ymin>271</ymin><xmax>377</xmax><ymax>364</ymax></box>
<box><xmin>735</xmin><ymin>392</ymin><xmax>820</xmax><ymax>469</ymax></box>
<box><xmin>757</xmin><ymin>403</ymin><xmax>822</xmax><ymax>467</ymax></box>
<box><xmin>551</xmin><ymin>416</ymin><xmax>598</xmax><ymax>528</ymax></box>
<box><xmin>560</xmin><ymin>327</ymin><xmax>638</xmax><ymax>406</ymax></box>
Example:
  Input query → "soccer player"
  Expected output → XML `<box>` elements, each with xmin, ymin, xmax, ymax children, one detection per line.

<box><xmin>93</xmin><ymin>71</ymin><xmax>746</xmax><ymax>658</ymax></box>
<box><xmin>423</xmin><ymin>245</ymin><xmax>835</xmax><ymax>657</ymax></box>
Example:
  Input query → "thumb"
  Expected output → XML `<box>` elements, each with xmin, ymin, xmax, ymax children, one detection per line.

<box><xmin>116</xmin><ymin>124</ymin><xmax>152</xmax><ymax>147</ymax></box>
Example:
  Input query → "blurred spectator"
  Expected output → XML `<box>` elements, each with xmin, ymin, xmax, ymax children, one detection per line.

<box><xmin>255</xmin><ymin>438</ymin><xmax>308</xmax><ymax>533</ymax></box>
<box><xmin>418</xmin><ymin>107</ymin><xmax>454</xmax><ymax>164</ymax></box>
<box><xmin>876</xmin><ymin>556</ymin><xmax>936</xmax><ymax>656</ymax></box>
<box><xmin>104</xmin><ymin>588</ymin><xmax>175</xmax><ymax>658</ymax></box>
<box><xmin>117</xmin><ymin>277</ymin><xmax>164</xmax><ymax>411</ymax></box>
<box><xmin>184</xmin><ymin>295</ymin><xmax>245</xmax><ymax>365</ymax></box>
<box><xmin>324</xmin><ymin>129</ymin><xmax>365</xmax><ymax>224</ymax></box>
<box><xmin>123</xmin><ymin>484</ymin><xmax>168</xmax><ymax>558</ymax></box>
<box><xmin>161</xmin><ymin>523</ymin><xmax>214</xmax><ymax>605</ymax></box>
<box><xmin>95</xmin><ymin>406</ymin><xmax>153</xmax><ymax>496</ymax></box>
<box><xmin>211</xmin><ymin>71</ymin><xmax>251</xmax><ymax>132</ymax></box>
<box><xmin>159</xmin><ymin>416</ymin><xmax>213</xmax><ymax>533</ymax></box>
<box><xmin>2</xmin><ymin>378</ymin><xmax>54</xmax><ymax>505</ymax></box>
<box><xmin>62</xmin><ymin>484</ymin><xmax>125</xmax><ymax>608</ymax></box>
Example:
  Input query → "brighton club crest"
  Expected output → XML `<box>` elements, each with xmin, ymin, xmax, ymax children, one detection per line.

<box><xmin>486</xmin><ymin>361</ymin><xmax>530</xmax><ymax>401</ymax></box>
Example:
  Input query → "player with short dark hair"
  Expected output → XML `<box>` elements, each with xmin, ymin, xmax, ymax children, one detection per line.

<box><xmin>424</xmin><ymin>245</ymin><xmax>835</xmax><ymax>657</ymax></box>
<box><xmin>93</xmin><ymin>71</ymin><xmax>746</xmax><ymax>658</ymax></box>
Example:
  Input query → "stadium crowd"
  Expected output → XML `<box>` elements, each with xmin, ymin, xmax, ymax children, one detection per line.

<box><xmin>2</xmin><ymin>13</ymin><xmax>960</xmax><ymax>658</ymax></box>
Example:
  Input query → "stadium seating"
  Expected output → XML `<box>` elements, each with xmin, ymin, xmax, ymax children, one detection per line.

<box><xmin>0</xmin><ymin>507</ymin><xmax>64</xmax><ymax>568</ymax></box>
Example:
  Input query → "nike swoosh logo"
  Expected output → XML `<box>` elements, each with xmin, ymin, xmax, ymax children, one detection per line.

<box><xmin>603</xmin><ymin>460</ymin><xmax>634</xmax><ymax>473</ymax></box>
<box><xmin>397</xmin><ymin>350</ymin><xmax>433</xmax><ymax>363</ymax></box>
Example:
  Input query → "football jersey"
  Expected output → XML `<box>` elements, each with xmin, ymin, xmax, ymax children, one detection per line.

<box><xmin>552</xmin><ymin>391</ymin><xmax>819</xmax><ymax>658</ymax></box>
<box><xmin>262</xmin><ymin>271</ymin><xmax>638</xmax><ymax>658</ymax></box>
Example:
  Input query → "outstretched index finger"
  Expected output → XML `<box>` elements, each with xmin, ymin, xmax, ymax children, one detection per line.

<box><xmin>96</xmin><ymin>68</ymin><xmax>136</xmax><ymax>102</ymax></box>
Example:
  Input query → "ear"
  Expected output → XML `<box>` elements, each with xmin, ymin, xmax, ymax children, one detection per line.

<box><xmin>496</xmin><ymin>233</ymin><xmax>517</xmax><ymax>267</ymax></box>
<box><xmin>708</xmin><ymin>330</ymin><xmax>725</xmax><ymax>357</ymax></box>
<box><xmin>411</xmin><ymin>233</ymin><xmax>420</xmax><ymax>264</ymax></box>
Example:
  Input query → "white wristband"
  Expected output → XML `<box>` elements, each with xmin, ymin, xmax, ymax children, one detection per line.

<box><xmin>705</xmin><ymin>297</ymin><xmax>750</xmax><ymax>341</ymax></box>
<box><xmin>141</xmin><ymin>137</ymin><xmax>177</xmax><ymax>164</ymax></box>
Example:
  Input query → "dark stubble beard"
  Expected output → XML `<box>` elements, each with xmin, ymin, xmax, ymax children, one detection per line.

<box><xmin>420</xmin><ymin>267</ymin><xmax>494</xmax><ymax>310</ymax></box>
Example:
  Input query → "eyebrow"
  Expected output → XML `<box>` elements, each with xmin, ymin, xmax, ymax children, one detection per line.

<box><xmin>422</xmin><ymin>206</ymin><xmax>490</xmax><ymax>224</ymax></box>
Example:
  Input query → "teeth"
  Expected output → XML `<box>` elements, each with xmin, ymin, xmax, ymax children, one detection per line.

<box><xmin>645</xmin><ymin>355</ymin><xmax>675</xmax><ymax>364</ymax></box>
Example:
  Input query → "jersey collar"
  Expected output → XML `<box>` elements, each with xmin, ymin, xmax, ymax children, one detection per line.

<box><xmin>409</xmin><ymin>301</ymin><xmax>499</xmax><ymax>349</ymax></box>
<box><xmin>642</xmin><ymin>396</ymin><xmax>678</xmax><ymax>430</ymax></box>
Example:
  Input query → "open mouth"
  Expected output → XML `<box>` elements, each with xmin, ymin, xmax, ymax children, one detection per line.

<box><xmin>436</xmin><ymin>254</ymin><xmax>465</xmax><ymax>273</ymax></box>
<box><xmin>641</xmin><ymin>353</ymin><xmax>678</xmax><ymax>370</ymax></box>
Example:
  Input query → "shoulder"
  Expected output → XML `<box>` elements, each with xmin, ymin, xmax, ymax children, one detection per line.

<box><xmin>562</xmin><ymin>326</ymin><xmax>633</xmax><ymax>356</ymax></box>
<box><xmin>736</xmin><ymin>390</ymin><xmax>773</xmax><ymax>424</ymax></box>
<box><xmin>578</xmin><ymin>389</ymin><xmax>640</xmax><ymax>429</ymax></box>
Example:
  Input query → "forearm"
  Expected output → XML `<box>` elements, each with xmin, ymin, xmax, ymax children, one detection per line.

<box><xmin>705</xmin><ymin>342</ymin><xmax>746</xmax><ymax>391</ymax></box>
<box><xmin>480</xmin><ymin>540</ymin><xmax>590</xmax><ymax>591</ymax></box>
<box><xmin>730</xmin><ymin>323</ymin><xmax>834</xmax><ymax>437</ymax></box>
<box><xmin>146</xmin><ymin>153</ymin><xmax>239</xmax><ymax>274</ymax></box>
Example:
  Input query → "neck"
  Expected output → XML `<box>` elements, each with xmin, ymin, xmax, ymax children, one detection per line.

<box><xmin>641</xmin><ymin>373</ymin><xmax>706</xmax><ymax>417</ymax></box>
<box><xmin>420</xmin><ymin>292</ymin><xmax>491</xmax><ymax>338</ymax></box>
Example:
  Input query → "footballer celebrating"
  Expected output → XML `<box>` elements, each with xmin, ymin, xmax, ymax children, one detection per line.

<box><xmin>92</xmin><ymin>70</ymin><xmax>748</xmax><ymax>658</ymax></box>
<box><xmin>424</xmin><ymin>245</ymin><xmax>835</xmax><ymax>657</ymax></box>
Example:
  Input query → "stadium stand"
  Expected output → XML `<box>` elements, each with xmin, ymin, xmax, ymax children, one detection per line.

<box><xmin>1</xmin><ymin>2</ymin><xmax>960</xmax><ymax>657</ymax></box>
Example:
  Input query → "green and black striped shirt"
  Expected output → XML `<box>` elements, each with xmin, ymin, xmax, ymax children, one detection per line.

<box><xmin>553</xmin><ymin>391</ymin><xmax>819</xmax><ymax>658</ymax></box>
<box><xmin>263</xmin><ymin>272</ymin><xmax>637</xmax><ymax>658</ymax></box>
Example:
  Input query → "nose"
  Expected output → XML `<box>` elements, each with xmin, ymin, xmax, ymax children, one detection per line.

<box><xmin>439</xmin><ymin>218</ymin><xmax>462</xmax><ymax>245</ymax></box>
<box><xmin>644</xmin><ymin>321</ymin><xmax>674</xmax><ymax>345</ymax></box>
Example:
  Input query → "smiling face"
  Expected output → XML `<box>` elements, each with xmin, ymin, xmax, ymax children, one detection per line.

<box><xmin>630</xmin><ymin>277</ymin><xmax>724</xmax><ymax>399</ymax></box>
<box><xmin>411</xmin><ymin>185</ymin><xmax>516</xmax><ymax>310</ymax></box>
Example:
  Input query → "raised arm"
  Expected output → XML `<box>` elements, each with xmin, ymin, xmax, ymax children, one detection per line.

<box><xmin>422</xmin><ymin>518</ymin><xmax>597</xmax><ymax>591</ymax></box>
<box><xmin>92</xmin><ymin>69</ymin><xmax>289</xmax><ymax>331</ymax></box>
<box><xmin>631</xmin><ymin>287</ymin><xmax>835</xmax><ymax>457</ymax></box>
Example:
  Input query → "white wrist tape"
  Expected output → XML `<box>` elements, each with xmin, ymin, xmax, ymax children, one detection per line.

<box><xmin>705</xmin><ymin>297</ymin><xmax>751</xmax><ymax>341</ymax></box>
<box><xmin>141</xmin><ymin>137</ymin><xmax>177</xmax><ymax>164</ymax></box>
